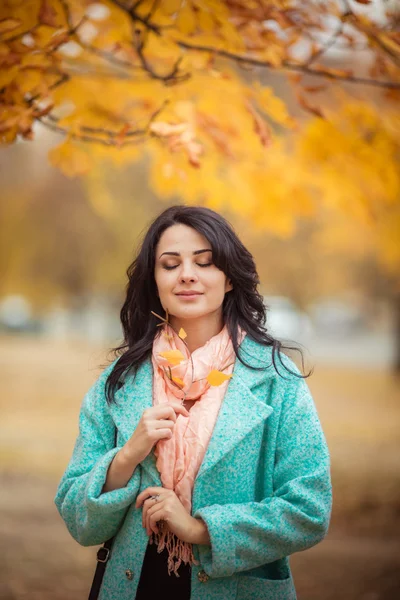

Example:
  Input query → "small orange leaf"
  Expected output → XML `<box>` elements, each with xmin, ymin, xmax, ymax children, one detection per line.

<box><xmin>39</xmin><ymin>0</ymin><xmax>59</xmax><ymax>28</ymax></box>
<box><xmin>246</xmin><ymin>101</ymin><xmax>272</xmax><ymax>148</ymax></box>
<box><xmin>297</xmin><ymin>93</ymin><xmax>324</xmax><ymax>118</ymax></box>
<box><xmin>172</xmin><ymin>376</ymin><xmax>185</xmax><ymax>387</ymax></box>
<box><xmin>159</xmin><ymin>349</ymin><xmax>185</xmax><ymax>366</ymax></box>
<box><xmin>150</xmin><ymin>122</ymin><xmax>187</xmax><ymax>137</ymax></box>
<box><xmin>206</xmin><ymin>370</ymin><xmax>233</xmax><ymax>386</ymax></box>
<box><xmin>178</xmin><ymin>327</ymin><xmax>187</xmax><ymax>340</ymax></box>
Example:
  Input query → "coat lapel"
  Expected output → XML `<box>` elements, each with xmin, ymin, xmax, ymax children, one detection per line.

<box><xmin>195</xmin><ymin>339</ymin><xmax>274</xmax><ymax>482</ymax></box>
<box><xmin>108</xmin><ymin>336</ymin><xmax>274</xmax><ymax>487</ymax></box>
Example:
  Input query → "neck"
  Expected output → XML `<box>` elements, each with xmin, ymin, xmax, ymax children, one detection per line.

<box><xmin>169</xmin><ymin>311</ymin><xmax>225</xmax><ymax>353</ymax></box>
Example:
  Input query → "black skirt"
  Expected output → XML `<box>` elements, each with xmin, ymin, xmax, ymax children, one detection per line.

<box><xmin>135</xmin><ymin>536</ymin><xmax>191</xmax><ymax>599</ymax></box>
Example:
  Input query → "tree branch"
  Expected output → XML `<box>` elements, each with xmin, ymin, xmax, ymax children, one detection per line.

<box><xmin>111</xmin><ymin>0</ymin><xmax>161</xmax><ymax>35</ymax></box>
<box><xmin>135</xmin><ymin>42</ymin><xmax>188</xmax><ymax>83</ymax></box>
<box><xmin>177</xmin><ymin>40</ymin><xmax>400</xmax><ymax>89</ymax></box>
<box><xmin>39</xmin><ymin>99</ymin><xmax>168</xmax><ymax>145</ymax></box>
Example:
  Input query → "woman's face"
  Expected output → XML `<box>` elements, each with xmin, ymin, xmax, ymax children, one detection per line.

<box><xmin>154</xmin><ymin>224</ymin><xmax>232</xmax><ymax>323</ymax></box>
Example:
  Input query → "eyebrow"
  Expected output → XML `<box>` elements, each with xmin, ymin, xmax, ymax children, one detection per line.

<box><xmin>159</xmin><ymin>248</ymin><xmax>212</xmax><ymax>259</ymax></box>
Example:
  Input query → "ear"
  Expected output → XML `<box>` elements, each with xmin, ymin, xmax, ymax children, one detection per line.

<box><xmin>225</xmin><ymin>279</ymin><xmax>233</xmax><ymax>293</ymax></box>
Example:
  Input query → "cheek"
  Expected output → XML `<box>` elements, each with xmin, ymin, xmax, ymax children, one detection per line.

<box><xmin>204</xmin><ymin>273</ymin><xmax>228</xmax><ymax>298</ymax></box>
<box><xmin>155</xmin><ymin>270</ymin><xmax>175</xmax><ymax>297</ymax></box>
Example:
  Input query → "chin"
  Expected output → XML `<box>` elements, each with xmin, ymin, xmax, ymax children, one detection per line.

<box><xmin>167</xmin><ymin>303</ymin><xmax>211</xmax><ymax>321</ymax></box>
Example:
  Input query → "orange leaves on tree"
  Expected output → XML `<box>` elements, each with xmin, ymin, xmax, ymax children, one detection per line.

<box><xmin>0</xmin><ymin>0</ymin><xmax>398</xmax><ymax>251</ymax></box>
<box><xmin>246</xmin><ymin>100</ymin><xmax>272</xmax><ymax>148</ymax></box>
<box><xmin>0</xmin><ymin>105</ymin><xmax>38</xmax><ymax>142</ymax></box>
<box><xmin>48</xmin><ymin>140</ymin><xmax>91</xmax><ymax>177</ymax></box>
<box><xmin>296</xmin><ymin>93</ymin><xmax>324</xmax><ymax>119</ymax></box>
<box><xmin>206</xmin><ymin>370</ymin><xmax>233</xmax><ymax>386</ymax></box>
<box><xmin>38</xmin><ymin>0</ymin><xmax>58</xmax><ymax>28</ymax></box>
<box><xmin>150</xmin><ymin>120</ymin><xmax>203</xmax><ymax>167</ymax></box>
<box><xmin>253</xmin><ymin>84</ymin><xmax>296</xmax><ymax>129</ymax></box>
<box><xmin>196</xmin><ymin>111</ymin><xmax>235</xmax><ymax>158</ymax></box>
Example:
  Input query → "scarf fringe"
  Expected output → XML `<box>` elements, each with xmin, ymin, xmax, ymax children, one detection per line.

<box><xmin>150</xmin><ymin>522</ymin><xmax>199</xmax><ymax>576</ymax></box>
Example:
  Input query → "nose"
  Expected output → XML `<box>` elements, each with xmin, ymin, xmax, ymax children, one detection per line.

<box><xmin>179</xmin><ymin>260</ymin><xmax>198</xmax><ymax>283</ymax></box>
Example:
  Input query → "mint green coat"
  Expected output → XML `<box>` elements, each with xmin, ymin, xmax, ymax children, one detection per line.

<box><xmin>55</xmin><ymin>336</ymin><xmax>332</xmax><ymax>600</ymax></box>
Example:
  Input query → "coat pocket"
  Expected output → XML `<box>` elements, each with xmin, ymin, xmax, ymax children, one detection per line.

<box><xmin>236</xmin><ymin>574</ymin><xmax>297</xmax><ymax>600</ymax></box>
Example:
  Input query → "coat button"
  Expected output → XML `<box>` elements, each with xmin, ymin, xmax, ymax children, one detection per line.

<box><xmin>125</xmin><ymin>569</ymin><xmax>134</xmax><ymax>580</ymax></box>
<box><xmin>197</xmin><ymin>569</ymin><xmax>209</xmax><ymax>583</ymax></box>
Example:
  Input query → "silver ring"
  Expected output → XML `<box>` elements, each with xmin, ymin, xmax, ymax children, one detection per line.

<box><xmin>150</xmin><ymin>494</ymin><xmax>160</xmax><ymax>502</ymax></box>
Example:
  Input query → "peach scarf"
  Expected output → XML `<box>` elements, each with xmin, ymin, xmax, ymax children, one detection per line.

<box><xmin>151</xmin><ymin>323</ymin><xmax>245</xmax><ymax>575</ymax></box>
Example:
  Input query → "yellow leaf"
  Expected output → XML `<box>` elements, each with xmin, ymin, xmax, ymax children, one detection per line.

<box><xmin>197</xmin><ymin>7</ymin><xmax>215</xmax><ymax>33</ymax></box>
<box><xmin>254</xmin><ymin>84</ymin><xmax>296</xmax><ymax>129</ymax></box>
<box><xmin>172</xmin><ymin>376</ymin><xmax>185</xmax><ymax>387</ymax></box>
<box><xmin>178</xmin><ymin>327</ymin><xmax>187</xmax><ymax>339</ymax></box>
<box><xmin>176</xmin><ymin>3</ymin><xmax>196</xmax><ymax>36</ymax></box>
<box><xmin>0</xmin><ymin>18</ymin><xmax>22</xmax><ymax>35</ymax></box>
<box><xmin>16</xmin><ymin>68</ymin><xmax>43</xmax><ymax>94</ymax></box>
<box><xmin>206</xmin><ymin>370</ymin><xmax>233</xmax><ymax>386</ymax></box>
<box><xmin>48</xmin><ymin>140</ymin><xmax>91</xmax><ymax>177</ymax></box>
<box><xmin>159</xmin><ymin>349</ymin><xmax>185</xmax><ymax>365</ymax></box>
<box><xmin>0</xmin><ymin>66</ymin><xmax>18</xmax><ymax>89</ymax></box>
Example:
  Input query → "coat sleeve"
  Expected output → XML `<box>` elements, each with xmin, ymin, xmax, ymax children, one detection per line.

<box><xmin>193</xmin><ymin>367</ymin><xmax>332</xmax><ymax>578</ymax></box>
<box><xmin>54</xmin><ymin>361</ymin><xmax>141</xmax><ymax>546</ymax></box>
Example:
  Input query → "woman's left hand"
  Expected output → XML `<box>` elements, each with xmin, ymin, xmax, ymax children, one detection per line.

<box><xmin>135</xmin><ymin>487</ymin><xmax>209</xmax><ymax>545</ymax></box>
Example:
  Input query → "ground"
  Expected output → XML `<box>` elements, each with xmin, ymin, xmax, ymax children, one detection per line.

<box><xmin>0</xmin><ymin>335</ymin><xmax>399</xmax><ymax>599</ymax></box>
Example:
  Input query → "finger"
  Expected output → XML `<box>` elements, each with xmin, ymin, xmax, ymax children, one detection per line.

<box><xmin>142</xmin><ymin>497</ymin><xmax>158</xmax><ymax>529</ymax></box>
<box><xmin>154</xmin><ymin>403</ymin><xmax>190</xmax><ymax>420</ymax></box>
<box><xmin>154</xmin><ymin>428</ymin><xmax>174</xmax><ymax>441</ymax></box>
<box><xmin>150</xmin><ymin>405</ymin><xmax>178</xmax><ymax>422</ymax></box>
<box><xmin>148</xmin><ymin>507</ymin><xmax>165</xmax><ymax>535</ymax></box>
<box><xmin>171</xmin><ymin>403</ymin><xmax>190</xmax><ymax>418</ymax></box>
<box><xmin>153</xmin><ymin>419</ymin><xmax>175</xmax><ymax>430</ymax></box>
<box><xmin>136</xmin><ymin>487</ymin><xmax>164</xmax><ymax>508</ymax></box>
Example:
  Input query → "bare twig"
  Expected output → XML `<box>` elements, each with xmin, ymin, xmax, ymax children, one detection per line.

<box><xmin>38</xmin><ymin>116</ymin><xmax>146</xmax><ymax>145</ymax></box>
<box><xmin>305</xmin><ymin>19</ymin><xmax>345</xmax><ymax>67</ymax></box>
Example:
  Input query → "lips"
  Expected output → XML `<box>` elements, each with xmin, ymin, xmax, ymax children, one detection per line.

<box><xmin>176</xmin><ymin>291</ymin><xmax>203</xmax><ymax>296</ymax></box>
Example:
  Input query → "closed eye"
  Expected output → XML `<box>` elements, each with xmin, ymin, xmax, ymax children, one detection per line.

<box><xmin>162</xmin><ymin>262</ymin><xmax>212</xmax><ymax>270</ymax></box>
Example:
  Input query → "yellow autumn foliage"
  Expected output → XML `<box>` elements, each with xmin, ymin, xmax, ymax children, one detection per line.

<box><xmin>0</xmin><ymin>0</ymin><xmax>399</xmax><ymax>283</ymax></box>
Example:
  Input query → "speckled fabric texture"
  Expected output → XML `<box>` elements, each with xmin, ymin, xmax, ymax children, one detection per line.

<box><xmin>55</xmin><ymin>336</ymin><xmax>332</xmax><ymax>600</ymax></box>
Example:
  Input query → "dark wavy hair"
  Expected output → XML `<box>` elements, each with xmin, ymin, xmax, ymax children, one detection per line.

<box><xmin>105</xmin><ymin>205</ymin><xmax>311</xmax><ymax>403</ymax></box>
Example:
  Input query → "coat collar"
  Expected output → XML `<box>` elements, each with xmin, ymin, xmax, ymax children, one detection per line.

<box><xmin>108</xmin><ymin>335</ymin><xmax>275</xmax><ymax>486</ymax></box>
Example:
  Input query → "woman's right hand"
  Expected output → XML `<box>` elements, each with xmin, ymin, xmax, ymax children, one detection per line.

<box><xmin>121</xmin><ymin>402</ymin><xmax>190</xmax><ymax>466</ymax></box>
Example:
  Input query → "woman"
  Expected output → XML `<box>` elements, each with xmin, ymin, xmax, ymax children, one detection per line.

<box><xmin>55</xmin><ymin>205</ymin><xmax>332</xmax><ymax>600</ymax></box>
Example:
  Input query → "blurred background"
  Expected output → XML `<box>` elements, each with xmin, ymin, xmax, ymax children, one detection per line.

<box><xmin>1</xmin><ymin>1</ymin><xmax>400</xmax><ymax>599</ymax></box>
